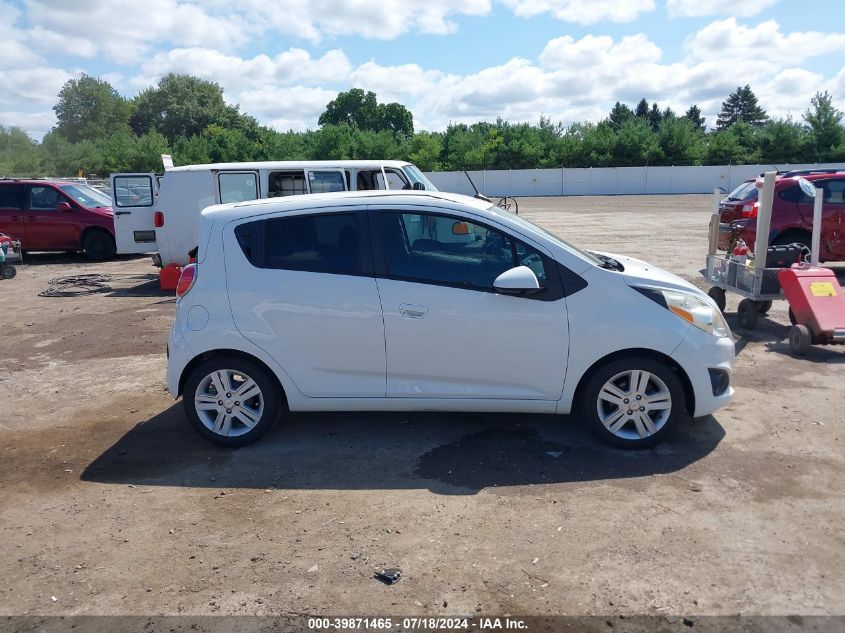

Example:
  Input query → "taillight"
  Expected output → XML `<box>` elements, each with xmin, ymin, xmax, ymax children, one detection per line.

<box><xmin>154</xmin><ymin>211</ymin><xmax>164</xmax><ymax>227</ymax></box>
<box><xmin>741</xmin><ymin>202</ymin><xmax>758</xmax><ymax>218</ymax></box>
<box><xmin>176</xmin><ymin>263</ymin><xmax>197</xmax><ymax>297</ymax></box>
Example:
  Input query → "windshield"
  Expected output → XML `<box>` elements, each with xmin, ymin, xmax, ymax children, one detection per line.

<box><xmin>403</xmin><ymin>165</ymin><xmax>437</xmax><ymax>191</ymax></box>
<box><xmin>725</xmin><ymin>181</ymin><xmax>758</xmax><ymax>202</ymax></box>
<box><xmin>491</xmin><ymin>206</ymin><xmax>603</xmax><ymax>267</ymax></box>
<box><xmin>59</xmin><ymin>184</ymin><xmax>112</xmax><ymax>208</ymax></box>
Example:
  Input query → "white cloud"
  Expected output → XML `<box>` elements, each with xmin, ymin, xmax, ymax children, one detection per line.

<box><xmin>686</xmin><ymin>18</ymin><xmax>845</xmax><ymax>65</ymax></box>
<box><xmin>501</xmin><ymin>0</ymin><xmax>655</xmax><ymax>24</ymax></box>
<box><xmin>0</xmin><ymin>110</ymin><xmax>57</xmax><ymax>137</ymax></box>
<box><xmin>667</xmin><ymin>0</ymin><xmax>779</xmax><ymax>18</ymax></box>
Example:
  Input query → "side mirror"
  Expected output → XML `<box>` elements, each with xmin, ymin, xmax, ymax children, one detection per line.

<box><xmin>56</xmin><ymin>201</ymin><xmax>73</xmax><ymax>212</ymax></box>
<box><xmin>493</xmin><ymin>266</ymin><xmax>541</xmax><ymax>295</ymax></box>
<box><xmin>412</xmin><ymin>182</ymin><xmax>425</xmax><ymax>190</ymax></box>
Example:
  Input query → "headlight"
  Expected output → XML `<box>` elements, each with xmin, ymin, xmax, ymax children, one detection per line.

<box><xmin>634</xmin><ymin>287</ymin><xmax>731</xmax><ymax>338</ymax></box>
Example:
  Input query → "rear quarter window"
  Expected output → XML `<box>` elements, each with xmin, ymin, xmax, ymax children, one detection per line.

<box><xmin>0</xmin><ymin>184</ymin><xmax>25</xmax><ymax>209</ymax></box>
<box><xmin>778</xmin><ymin>184</ymin><xmax>813</xmax><ymax>204</ymax></box>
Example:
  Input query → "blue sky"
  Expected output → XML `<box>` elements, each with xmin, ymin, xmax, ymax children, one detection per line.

<box><xmin>2</xmin><ymin>0</ymin><xmax>844</xmax><ymax>138</ymax></box>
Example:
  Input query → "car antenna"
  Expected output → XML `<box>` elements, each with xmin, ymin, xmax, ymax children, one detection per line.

<box><xmin>463</xmin><ymin>170</ymin><xmax>492</xmax><ymax>203</ymax></box>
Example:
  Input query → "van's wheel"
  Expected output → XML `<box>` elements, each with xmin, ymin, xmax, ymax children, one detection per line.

<box><xmin>707</xmin><ymin>287</ymin><xmax>726</xmax><ymax>313</ymax></box>
<box><xmin>737</xmin><ymin>299</ymin><xmax>758</xmax><ymax>330</ymax></box>
<box><xmin>83</xmin><ymin>230</ymin><xmax>116</xmax><ymax>261</ymax></box>
<box><xmin>789</xmin><ymin>325</ymin><xmax>812</xmax><ymax>355</ymax></box>
<box><xmin>581</xmin><ymin>356</ymin><xmax>686</xmax><ymax>449</ymax></box>
<box><xmin>183</xmin><ymin>357</ymin><xmax>282</xmax><ymax>447</ymax></box>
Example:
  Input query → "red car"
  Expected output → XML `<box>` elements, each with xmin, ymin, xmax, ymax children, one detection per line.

<box><xmin>0</xmin><ymin>179</ymin><xmax>116</xmax><ymax>260</ymax></box>
<box><xmin>718</xmin><ymin>170</ymin><xmax>845</xmax><ymax>262</ymax></box>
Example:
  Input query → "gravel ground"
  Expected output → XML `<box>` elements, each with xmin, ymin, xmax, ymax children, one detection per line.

<box><xmin>1</xmin><ymin>195</ymin><xmax>843</xmax><ymax>625</ymax></box>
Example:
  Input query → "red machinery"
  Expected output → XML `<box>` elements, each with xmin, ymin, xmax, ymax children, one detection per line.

<box><xmin>778</xmin><ymin>265</ymin><xmax>845</xmax><ymax>354</ymax></box>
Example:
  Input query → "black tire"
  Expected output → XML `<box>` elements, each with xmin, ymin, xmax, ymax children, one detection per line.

<box><xmin>708</xmin><ymin>286</ymin><xmax>726</xmax><ymax>313</ymax></box>
<box><xmin>788</xmin><ymin>307</ymin><xmax>797</xmax><ymax>326</ymax></box>
<box><xmin>580</xmin><ymin>356</ymin><xmax>686</xmax><ymax>450</ymax></box>
<box><xmin>737</xmin><ymin>298</ymin><xmax>758</xmax><ymax>330</ymax></box>
<box><xmin>756</xmin><ymin>300</ymin><xmax>772</xmax><ymax>314</ymax></box>
<box><xmin>0</xmin><ymin>264</ymin><xmax>16</xmax><ymax>279</ymax></box>
<box><xmin>789</xmin><ymin>324</ymin><xmax>812</xmax><ymax>355</ymax></box>
<box><xmin>83</xmin><ymin>230</ymin><xmax>116</xmax><ymax>261</ymax></box>
<box><xmin>183</xmin><ymin>356</ymin><xmax>283</xmax><ymax>447</ymax></box>
<box><xmin>772</xmin><ymin>234</ymin><xmax>811</xmax><ymax>263</ymax></box>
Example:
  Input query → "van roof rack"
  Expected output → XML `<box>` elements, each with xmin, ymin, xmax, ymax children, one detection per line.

<box><xmin>767</xmin><ymin>168</ymin><xmax>845</xmax><ymax>178</ymax></box>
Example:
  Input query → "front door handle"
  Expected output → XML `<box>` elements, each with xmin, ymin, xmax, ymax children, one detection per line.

<box><xmin>399</xmin><ymin>303</ymin><xmax>428</xmax><ymax>319</ymax></box>
<box><xmin>27</xmin><ymin>216</ymin><xmax>37</xmax><ymax>221</ymax></box>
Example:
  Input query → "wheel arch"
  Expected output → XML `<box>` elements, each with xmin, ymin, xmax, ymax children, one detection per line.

<box><xmin>178</xmin><ymin>348</ymin><xmax>288</xmax><ymax>410</ymax></box>
<box><xmin>771</xmin><ymin>226</ymin><xmax>811</xmax><ymax>245</ymax></box>
<box><xmin>572</xmin><ymin>348</ymin><xmax>695</xmax><ymax>417</ymax></box>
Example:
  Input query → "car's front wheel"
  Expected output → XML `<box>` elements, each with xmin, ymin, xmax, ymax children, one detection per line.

<box><xmin>183</xmin><ymin>357</ymin><xmax>282</xmax><ymax>447</ymax></box>
<box><xmin>83</xmin><ymin>230</ymin><xmax>116</xmax><ymax>261</ymax></box>
<box><xmin>581</xmin><ymin>356</ymin><xmax>686</xmax><ymax>449</ymax></box>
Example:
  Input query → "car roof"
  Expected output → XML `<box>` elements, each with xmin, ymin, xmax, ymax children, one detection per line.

<box><xmin>201</xmin><ymin>190</ymin><xmax>493</xmax><ymax>220</ymax></box>
<box><xmin>0</xmin><ymin>178</ymin><xmax>92</xmax><ymax>186</ymax></box>
<box><xmin>168</xmin><ymin>160</ymin><xmax>412</xmax><ymax>173</ymax></box>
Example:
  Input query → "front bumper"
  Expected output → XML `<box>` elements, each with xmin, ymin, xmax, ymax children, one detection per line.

<box><xmin>671</xmin><ymin>331</ymin><xmax>735</xmax><ymax>418</ymax></box>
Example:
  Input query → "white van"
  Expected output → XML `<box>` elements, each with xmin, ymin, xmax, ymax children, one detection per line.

<box><xmin>110</xmin><ymin>160</ymin><xmax>436</xmax><ymax>267</ymax></box>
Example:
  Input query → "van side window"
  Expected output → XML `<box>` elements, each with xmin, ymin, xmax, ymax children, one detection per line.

<box><xmin>308</xmin><ymin>171</ymin><xmax>345</xmax><ymax>193</ymax></box>
<box><xmin>29</xmin><ymin>186</ymin><xmax>63</xmax><ymax>210</ymax></box>
<box><xmin>219</xmin><ymin>172</ymin><xmax>258</xmax><ymax>204</ymax></box>
<box><xmin>269</xmin><ymin>171</ymin><xmax>306</xmax><ymax>197</ymax></box>
<box><xmin>265</xmin><ymin>213</ymin><xmax>360</xmax><ymax>275</ymax></box>
<box><xmin>0</xmin><ymin>184</ymin><xmax>25</xmax><ymax>209</ymax></box>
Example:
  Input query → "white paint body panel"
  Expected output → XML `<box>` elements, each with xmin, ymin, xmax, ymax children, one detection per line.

<box><xmin>166</xmin><ymin>190</ymin><xmax>734</xmax><ymax>423</ymax></box>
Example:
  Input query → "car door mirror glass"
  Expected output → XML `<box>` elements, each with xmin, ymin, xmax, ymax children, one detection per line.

<box><xmin>56</xmin><ymin>201</ymin><xmax>73</xmax><ymax>212</ymax></box>
<box><xmin>451</xmin><ymin>221</ymin><xmax>470</xmax><ymax>235</ymax></box>
<box><xmin>493</xmin><ymin>265</ymin><xmax>541</xmax><ymax>294</ymax></box>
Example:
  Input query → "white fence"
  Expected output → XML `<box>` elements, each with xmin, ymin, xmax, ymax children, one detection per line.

<box><xmin>424</xmin><ymin>163</ymin><xmax>845</xmax><ymax>197</ymax></box>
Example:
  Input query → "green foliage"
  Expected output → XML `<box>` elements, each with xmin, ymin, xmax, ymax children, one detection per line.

<box><xmin>717</xmin><ymin>85</ymin><xmax>768</xmax><ymax>130</ymax></box>
<box><xmin>132</xmin><ymin>73</ymin><xmax>243</xmax><ymax>142</ymax></box>
<box><xmin>318</xmin><ymin>88</ymin><xmax>414</xmax><ymax>136</ymax></box>
<box><xmin>0</xmin><ymin>125</ymin><xmax>44</xmax><ymax>176</ymax></box>
<box><xmin>7</xmin><ymin>77</ymin><xmax>845</xmax><ymax>177</ymax></box>
<box><xmin>54</xmin><ymin>74</ymin><xmax>132</xmax><ymax>143</ymax></box>
<box><xmin>804</xmin><ymin>91</ymin><xmax>844</xmax><ymax>162</ymax></box>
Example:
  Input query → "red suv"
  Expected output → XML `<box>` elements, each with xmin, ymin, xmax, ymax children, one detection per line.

<box><xmin>0</xmin><ymin>179</ymin><xmax>116</xmax><ymax>260</ymax></box>
<box><xmin>718</xmin><ymin>170</ymin><xmax>845</xmax><ymax>262</ymax></box>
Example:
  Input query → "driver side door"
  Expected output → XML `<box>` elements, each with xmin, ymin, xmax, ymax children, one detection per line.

<box><xmin>371</xmin><ymin>207</ymin><xmax>569</xmax><ymax>401</ymax></box>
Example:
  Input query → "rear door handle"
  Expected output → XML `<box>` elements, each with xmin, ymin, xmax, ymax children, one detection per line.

<box><xmin>114</xmin><ymin>211</ymin><xmax>131</xmax><ymax>216</ymax></box>
<box><xmin>399</xmin><ymin>303</ymin><xmax>428</xmax><ymax>318</ymax></box>
<box><xmin>27</xmin><ymin>216</ymin><xmax>37</xmax><ymax>221</ymax></box>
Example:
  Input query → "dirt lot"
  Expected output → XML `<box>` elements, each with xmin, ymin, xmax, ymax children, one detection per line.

<box><xmin>1</xmin><ymin>195</ymin><xmax>844</xmax><ymax>623</ymax></box>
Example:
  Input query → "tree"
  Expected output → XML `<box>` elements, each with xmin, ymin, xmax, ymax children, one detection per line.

<box><xmin>132</xmin><ymin>74</ymin><xmax>242</xmax><ymax>142</ymax></box>
<box><xmin>717</xmin><ymin>85</ymin><xmax>768</xmax><ymax>130</ymax></box>
<box><xmin>318</xmin><ymin>88</ymin><xmax>414</xmax><ymax>136</ymax></box>
<box><xmin>635</xmin><ymin>98</ymin><xmax>650</xmax><ymax>119</ymax></box>
<box><xmin>0</xmin><ymin>126</ymin><xmax>43</xmax><ymax>176</ymax></box>
<box><xmin>648</xmin><ymin>103</ymin><xmax>662</xmax><ymax>131</ymax></box>
<box><xmin>53</xmin><ymin>74</ymin><xmax>131</xmax><ymax>142</ymax></box>
<box><xmin>757</xmin><ymin>118</ymin><xmax>812</xmax><ymax>164</ymax></box>
<box><xmin>607</xmin><ymin>102</ymin><xmax>634</xmax><ymax>130</ymax></box>
<box><xmin>683</xmin><ymin>105</ymin><xmax>706</xmax><ymax>131</ymax></box>
<box><xmin>612</xmin><ymin>119</ymin><xmax>660</xmax><ymax>166</ymax></box>
<box><xmin>657</xmin><ymin>117</ymin><xmax>702</xmax><ymax>165</ymax></box>
<box><xmin>804</xmin><ymin>91</ymin><xmax>844</xmax><ymax>162</ymax></box>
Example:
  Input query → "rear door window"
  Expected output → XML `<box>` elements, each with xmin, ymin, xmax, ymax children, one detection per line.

<box><xmin>778</xmin><ymin>184</ymin><xmax>813</xmax><ymax>204</ymax></box>
<box><xmin>0</xmin><ymin>184</ymin><xmax>26</xmax><ymax>209</ymax></box>
<box><xmin>823</xmin><ymin>179</ymin><xmax>845</xmax><ymax>204</ymax></box>
<box><xmin>264</xmin><ymin>213</ymin><xmax>360</xmax><ymax>275</ymax></box>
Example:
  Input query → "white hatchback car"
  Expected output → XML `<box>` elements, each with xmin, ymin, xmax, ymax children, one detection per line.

<box><xmin>167</xmin><ymin>191</ymin><xmax>734</xmax><ymax>449</ymax></box>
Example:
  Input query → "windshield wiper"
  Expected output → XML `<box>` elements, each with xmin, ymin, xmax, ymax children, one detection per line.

<box><xmin>588</xmin><ymin>251</ymin><xmax>624</xmax><ymax>271</ymax></box>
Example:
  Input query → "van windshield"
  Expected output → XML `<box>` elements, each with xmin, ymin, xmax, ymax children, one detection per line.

<box><xmin>403</xmin><ymin>165</ymin><xmax>437</xmax><ymax>191</ymax></box>
<box><xmin>59</xmin><ymin>184</ymin><xmax>112</xmax><ymax>208</ymax></box>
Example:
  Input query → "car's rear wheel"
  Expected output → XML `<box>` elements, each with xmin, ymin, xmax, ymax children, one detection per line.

<box><xmin>183</xmin><ymin>357</ymin><xmax>282</xmax><ymax>447</ymax></box>
<box><xmin>581</xmin><ymin>357</ymin><xmax>686</xmax><ymax>449</ymax></box>
<box><xmin>83</xmin><ymin>230</ymin><xmax>116</xmax><ymax>261</ymax></box>
<box><xmin>772</xmin><ymin>234</ymin><xmax>811</xmax><ymax>263</ymax></box>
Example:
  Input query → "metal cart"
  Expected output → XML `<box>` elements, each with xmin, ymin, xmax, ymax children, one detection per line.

<box><xmin>703</xmin><ymin>172</ymin><xmax>786</xmax><ymax>330</ymax></box>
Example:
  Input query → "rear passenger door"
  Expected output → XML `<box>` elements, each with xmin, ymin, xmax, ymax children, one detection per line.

<box><xmin>225</xmin><ymin>208</ymin><xmax>386</xmax><ymax>398</ymax></box>
<box><xmin>0</xmin><ymin>184</ymin><xmax>27</xmax><ymax>246</ymax></box>
<box><xmin>111</xmin><ymin>173</ymin><xmax>158</xmax><ymax>254</ymax></box>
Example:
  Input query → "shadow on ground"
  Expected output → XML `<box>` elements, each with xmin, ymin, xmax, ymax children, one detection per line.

<box><xmin>19</xmin><ymin>252</ymin><xmax>147</xmax><ymax>266</ymax></box>
<box><xmin>82</xmin><ymin>404</ymin><xmax>725</xmax><ymax>494</ymax></box>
